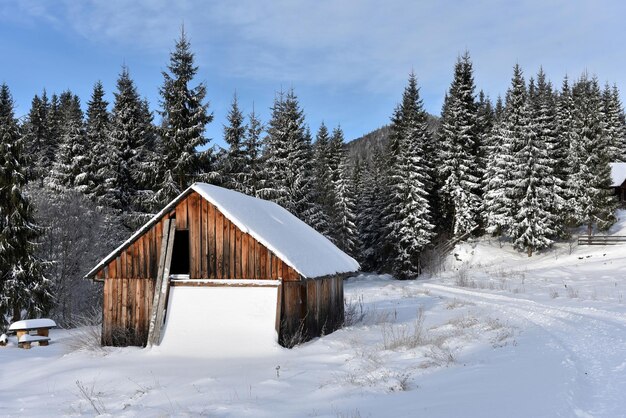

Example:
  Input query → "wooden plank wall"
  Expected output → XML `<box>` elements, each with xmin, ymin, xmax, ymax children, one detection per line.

<box><xmin>280</xmin><ymin>276</ymin><xmax>344</xmax><ymax>347</ymax></box>
<box><xmin>100</xmin><ymin>191</ymin><xmax>304</xmax><ymax>346</ymax></box>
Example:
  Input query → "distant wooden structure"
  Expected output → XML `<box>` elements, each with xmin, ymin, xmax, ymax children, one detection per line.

<box><xmin>84</xmin><ymin>184</ymin><xmax>359</xmax><ymax>348</ymax></box>
<box><xmin>610</xmin><ymin>162</ymin><xmax>626</xmax><ymax>204</ymax></box>
<box><xmin>577</xmin><ymin>235</ymin><xmax>626</xmax><ymax>245</ymax></box>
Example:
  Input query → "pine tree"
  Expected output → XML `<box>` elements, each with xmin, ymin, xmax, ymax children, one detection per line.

<box><xmin>242</xmin><ymin>106</ymin><xmax>264</xmax><ymax>197</ymax></box>
<box><xmin>22</xmin><ymin>91</ymin><xmax>52</xmax><ymax>184</ymax></box>
<box><xmin>484</xmin><ymin>64</ymin><xmax>527</xmax><ymax>237</ymax></box>
<box><xmin>384</xmin><ymin>73</ymin><xmax>434</xmax><ymax>278</ymax></box>
<box><xmin>357</xmin><ymin>150</ymin><xmax>386</xmax><ymax>271</ymax></box>
<box><xmin>556</xmin><ymin>76</ymin><xmax>577</xmax><ymax>226</ymax></box>
<box><xmin>331</xmin><ymin>154</ymin><xmax>358</xmax><ymax>255</ymax></box>
<box><xmin>438</xmin><ymin>52</ymin><xmax>482</xmax><ymax>237</ymax></box>
<box><xmin>0</xmin><ymin>84</ymin><xmax>52</xmax><ymax>329</ymax></box>
<box><xmin>260</xmin><ymin>89</ymin><xmax>308</xmax><ymax>216</ymax></box>
<box><xmin>106</xmin><ymin>67</ymin><xmax>155</xmax><ymax>224</ymax></box>
<box><xmin>510</xmin><ymin>75</ymin><xmax>556</xmax><ymax>256</ymax></box>
<box><xmin>310</xmin><ymin>123</ymin><xmax>333</xmax><ymax>237</ymax></box>
<box><xmin>85</xmin><ymin>81</ymin><xmax>110</xmax><ymax>202</ymax></box>
<box><xmin>223</xmin><ymin>93</ymin><xmax>247</xmax><ymax>192</ymax></box>
<box><xmin>569</xmin><ymin>74</ymin><xmax>617</xmax><ymax>234</ymax></box>
<box><xmin>157</xmin><ymin>28</ymin><xmax>213</xmax><ymax>204</ymax></box>
<box><xmin>48</xmin><ymin>91</ymin><xmax>88</xmax><ymax>193</ymax></box>
<box><xmin>602</xmin><ymin>83</ymin><xmax>626</xmax><ymax>162</ymax></box>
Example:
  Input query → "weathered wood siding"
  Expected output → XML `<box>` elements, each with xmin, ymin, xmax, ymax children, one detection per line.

<box><xmin>280</xmin><ymin>276</ymin><xmax>344</xmax><ymax>346</ymax></box>
<box><xmin>99</xmin><ymin>190</ymin><xmax>346</xmax><ymax>347</ymax></box>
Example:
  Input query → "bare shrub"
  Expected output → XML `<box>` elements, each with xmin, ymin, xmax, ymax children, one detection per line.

<box><xmin>565</xmin><ymin>285</ymin><xmax>579</xmax><ymax>299</ymax></box>
<box><xmin>344</xmin><ymin>295</ymin><xmax>366</xmax><ymax>326</ymax></box>
<box><xmin>549</xmin><ymin>289</ymin><xmax>559</xmax><ymax>299</ymax></box>
<box><xmin>454</xmin><ymin>267</ymin><xmax>475</xmax><ymax>288</ymax></box>
<box><xmin>381</xmin><ymin>308</ymin><xmax>425</xmax><ymax>350</ymax></box>
<box><xmin>425</xmin><ymin>345</ymin><xmax>455</xmax><ymax>366</ymax></box>
<box><xmin>75</xmin><ymin>380</ymin><xmax>106</xmax><ymax>415</ymax></box>
<box><xmin>67</xmin><ymin>307</ymin><xmax>105</xmax><ymax>352</ymax></box>
<box><xmin>447</xmin><ymin>314</ymin><xmax>479</xmax><ymax>329</ymax></box>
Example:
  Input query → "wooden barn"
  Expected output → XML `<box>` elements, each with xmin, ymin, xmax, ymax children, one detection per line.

<box><xmin>611</xmin><ymin>162</ymin><xmax>626</xmax><ymax>204</ymax></box>
<box><xmin>84</xmin><ymin>183</ymin><xmax>359</xmax><ymax>349</ymax></box>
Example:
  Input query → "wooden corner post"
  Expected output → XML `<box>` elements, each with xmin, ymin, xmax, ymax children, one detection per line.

<box><xmin>147</xmin><ymin>218</ymin><xmax>177</xmax><ymax>346</ymax></box>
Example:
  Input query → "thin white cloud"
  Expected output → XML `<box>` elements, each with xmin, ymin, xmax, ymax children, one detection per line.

<box><xmin>3</xmin><ymin>0</ymin><xmax>626</xmax><ymax>103</ymax></box>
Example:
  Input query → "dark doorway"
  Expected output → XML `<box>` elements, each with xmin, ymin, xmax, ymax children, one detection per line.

<box><xmin>170</xmin><ymin>230</ymin><xmax>190</xmax><ymax>275</ymax></box>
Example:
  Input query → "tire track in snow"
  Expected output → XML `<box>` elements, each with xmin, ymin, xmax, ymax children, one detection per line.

<box><xmin>424</xmin><ymin>283</ymin><xmax>626</xmax><ymax>418</ymax></box>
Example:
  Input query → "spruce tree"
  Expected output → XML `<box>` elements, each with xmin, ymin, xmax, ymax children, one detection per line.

<box><xmin>331</xmin><ymin>155</ymin><xmax>358</xmax><ymax>255</ymax></box>
<box><xmin>22</xmin><ymin>91</ymin><xmax>52</xmax><ymax>184</ymax></box>
<box><xmin>569</xmin><ymin>74</ymin><xmax>617</xmax><ymax>234</ymax></box>
<box><xmin>386</xmin><ymin>73</ymin><xmax>434</xmax><ymax>278</ymax></box>
<box><xmin>85</xmin><ymin>81</ymin><xmax>110</xmax><ymax>202</ymax></box>
<box><xmin>48</xmin><ymin>91</ymin><xmax>88</xmax><ymax>193</ymax></box>
<box><xmin>484</xmin><ymin>64</ymin><xmax>527</xmax><ymax>237</ymax></box>
<box><xmin>438</xmin><ymin>52</ymin><xmax>482</xmax><ymax>237</ymax></box>
<box><xmin>107</xmin><ymin>67</ymin><xmax>155</xmax><ymax>224</ymax></box>
<box><xmin>602</xmin><ymin>83</ymin><xmax>626</xmax><ymax>162</ymax></box>
<box><xmin>310</xmin><ymin>123</ymin><xmax>333</xmax><ymax>237</ymax></box>
<box><xmin>260</xmin><ymin>88</ymin><xmax>308</xmax><ymax>217</ymax></box>
<box><xmin>357</xmin><ymin>151</ymin><xmax>386</xmax><ymax>271</ymax></box>
<box><xmin>556</xmin><ymin>76</ymin><xmax>577</xmax><ymax>225</ymax></box>
<box><xmin>223</xmin><ymin>93</ymin><xmax>247</xmax><ymax>192</ymax></box>
<box><xmin>0</xmin><ymin>84</ymin><xmax>52</xmax><ymax>329</ymax></box>
<box><xmin>511</xmin><ymin>75</ymin><xmax>556</xmax><ymax>255</ymax></box>
<box><xmin>242</xmin><ymin>106</ymin><xmax>264</xmax><ymax>197</ymax></box>
<box><xmin>157</xmin><ymin>28</ymin><xmax>213</xmax><ymax>204</ymax></box>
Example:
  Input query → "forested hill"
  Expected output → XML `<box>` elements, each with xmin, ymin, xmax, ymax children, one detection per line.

<box><xmin>346</xmin><ymin>114</ymin><xmax>440</xmax><ymax>161</ymax></box>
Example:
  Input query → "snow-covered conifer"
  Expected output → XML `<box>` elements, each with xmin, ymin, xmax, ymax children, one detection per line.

<box><xmin>223</xmin><ymin>93</ymin><xmax>247</xmax><ymax>193</ymax></box>
<box><xmin>156</xmin><ymin>28</ymin><xmax>213</xmax><ymax>204</ymax></box>
<box><xmin>438</xmin><ymin>52</ymin><xmax>482</xmax><ymax>237</ymax></box>
<box><xmin>0</xmin><ymin>84</ymin><xmax>52</xmax><ymax>329</ymax></box>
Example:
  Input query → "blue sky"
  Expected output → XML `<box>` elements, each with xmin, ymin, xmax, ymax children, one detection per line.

<box><xmin>0</xmin><ymin>1</ymin><xmax>625</xmax><ymax>148</ymax></box>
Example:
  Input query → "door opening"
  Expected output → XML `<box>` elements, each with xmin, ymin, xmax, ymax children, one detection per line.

<box><xmin>170</xmin><ymin>229</ymin><xmax>190</xmax><ymax>275</ymax></box>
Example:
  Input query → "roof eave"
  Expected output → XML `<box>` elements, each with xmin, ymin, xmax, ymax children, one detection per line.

<box><xmin>83</xmin><ymin>186</ymin><xmax>196</xmax><ymax>281</ymax></box>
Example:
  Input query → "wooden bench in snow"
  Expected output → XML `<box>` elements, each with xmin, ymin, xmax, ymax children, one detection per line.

<box><xmin>8</xmin><ymin>319</ymin><xmax>56</xmax><ymax>349</ymax></box>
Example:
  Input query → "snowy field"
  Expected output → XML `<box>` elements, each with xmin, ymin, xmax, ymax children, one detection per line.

<box><xmin>2</xmin><ymin>217</ymin><xmax>626</xmax><ymax>417</ymax></box>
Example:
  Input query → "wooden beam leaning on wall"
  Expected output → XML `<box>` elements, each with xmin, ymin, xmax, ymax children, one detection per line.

<box><xmin>147</xmin><ymin>218</ymin><xmax>177</xmax><ymax>346</ymax></box>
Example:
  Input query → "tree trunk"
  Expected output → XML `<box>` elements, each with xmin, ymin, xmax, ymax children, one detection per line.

<box><xmin>587</xmin><ymin>223</ymin><xmax>593</xmax><ymax>237</ymax></box>
<box><xmin>11</xmin><ymin>302</ymin><xmax>21</xmax><ymax>324</ymax></box>
<box><xmin>527</xmin><ymin>246</ymin><xmax>533</xmax><ymax>257</ymax></box>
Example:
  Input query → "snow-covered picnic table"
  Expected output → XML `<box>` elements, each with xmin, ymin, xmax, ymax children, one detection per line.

<box><xmin>8</xmin><ymin>319</ymin><xmax>56</xmax><ymax>349</ymax></box>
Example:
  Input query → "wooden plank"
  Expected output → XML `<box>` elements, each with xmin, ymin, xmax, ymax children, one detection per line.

<box><xmin>241</xmin><ymin>234</ymin><xmax>249</xmax><ymax>279</ymax></box>
<box><xmin>230</xmin><ymin>222</ymin><xmax>236</xmax><ymax>279</ymax></box>
<box><xmin>101</xmin><ymin>278</ymin><xmax>110</xmax><ymax>344</ymax></box>
<box><xmin>259</xmin><ymin>245</ymin><xmax>267</xmax><ymax>279</ymax></box>
<box><xmin>223</xmin><ymin>218</ymin><xmax>230</xmax><ymax>279</ymax></box>
<box><xmin>216</xmin><ymin>211</ymin><xmax>224</xmax><ymax>280</ymax></box>
<box><xmin>235</xmin><ymin>228</ymin><xmax>242</xmax><ymax>279</ymax></box>
<box><xmin>255</xmin><ymin>241</ymin><xmax>261</xmax><ymax>279</ymax></box>
<box><xmin>272</xmin><ymin>254</ymin><xmax>279</xmax><ymax>279</ymax></box>
<box><xmin>176</xmin><ymin>197</ymin><xmax>188</xmax><ymax>230</ymax></box>
<box><xmin>189</xmin><ymin>192</ymin><xmax>201</xmax><ymax>279</ymax></box>
<box><xmin>306</xmin><ymin>279</ymin><xmax>319</xmax><ymax>337</ymax></box>
<box><xmin>121</xmin><ymin>278</ymin><xmax>128</xmax><ymax>328</ymax></box>
<box><xmin>248</xmin><ymin>234</ymin><xmax>255</xmax><ymax>279</ymax></box>
<box><xmin>265</xmin><ymin>248</ymin><xmax>271</xmax><ymax>279</ymax></box>
<box><xmin>138</xmin><ymin>237</ymin><xmax>145</xmax><ymax>278</ymax></box>
<box><xmin>170</xmin><ymin>280</ymin><xmax>280</xmax><ymax>288</ymax></box>
<box><xmin>275</xmin><ymin>281</ymin><xmax>283</xmax><ymax>334</ymax></box>
<box><xmin>208</xmin><ymin>203</ymin><xmax>216</xmax><ymax>279</ymax></box>
<box><xmin>147</xmin><ymin>219</ymin><xmax>176</xmax><ymax>346</ymax></box>
<box><xmin>201</xmin><ymin>199</ymin><xmax>208</xmax><ymax>279</ymax></box>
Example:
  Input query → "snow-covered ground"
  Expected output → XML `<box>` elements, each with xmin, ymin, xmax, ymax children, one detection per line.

<box><xmin>2</xmin><ymin>215</ymin><xmax>626</xmax><ymax>417</ymax></box>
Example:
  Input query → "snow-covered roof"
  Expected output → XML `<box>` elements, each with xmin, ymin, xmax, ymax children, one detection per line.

<box><xmin>86</xmin><ymin>183</ymin><xmax>359</xmax><ymax>280</ymax></box>
<box><xmin>610</xmin><ymin>163</ymin><xmax>626</xmax><ymax>187</ymax></box>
